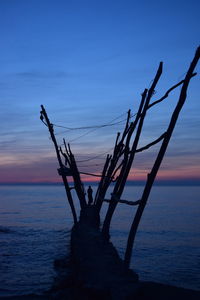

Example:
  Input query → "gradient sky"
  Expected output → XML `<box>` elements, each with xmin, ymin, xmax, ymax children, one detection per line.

<box><xmin>0</xmin><ymin>0</ymin><xmax>199</xmax><ymax>183</ymax></box>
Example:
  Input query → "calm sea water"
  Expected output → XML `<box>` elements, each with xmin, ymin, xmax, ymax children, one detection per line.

<box><xmin>0</xmin><ymin>184</ymin><xmax>199</xmax><ymax>296</ymax></box>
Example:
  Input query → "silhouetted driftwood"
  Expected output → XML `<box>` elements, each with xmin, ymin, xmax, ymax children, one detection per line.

<box><xmin>103</xmin><ymin>197</ymin><xmax>141</xmax><ymax>206</ymax></box>
<box><xmin>40</xmin><ymin>105</ymin><xmax>77</xmax><ymax>224</ymax></box>
<box><xmin>102</xmin><ymin>62</ymin><xmax>163</xmax><ymax>238</ymax></box>
<box><xmin>40</xmin><ymin>46</ymin><xmax>199</xmax><ymax>294</ymax></box>
<box><xmin>62</xmin><ymin>140</ymin><xmax>87</xmax><ymax>209</ymax></box>
<box><xmin>124</xmin><ymin>46</ymin><xmax>200</xmax><ymax>267</ymax></box>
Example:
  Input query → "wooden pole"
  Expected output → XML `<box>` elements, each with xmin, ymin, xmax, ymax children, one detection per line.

<box><xmin>40</xmin><ymin>105</ymin><xmax>77</xmax><ymax>224</ymax></box>
<box><xmin>95</xmin><ymin>111</ymin><xmax>131</xmax><ymax>213</ymax></box>
<box><xmin>67</xmin><ymin>144</ymin><xmax>87</xmax><ymax>209</ymax></box>
<box><xmin>102</xmin><ymin>62</ymin><xmax>163</xmax><ymax>238</ymax></box>
<box><xmin>124</xmin><ymin>46</ymin><xmax>200</xmax><ymax>268</ymax></box>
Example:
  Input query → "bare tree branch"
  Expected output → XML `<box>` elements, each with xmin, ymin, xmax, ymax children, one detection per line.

<box><xmin>148</xmin><ymin>73</ymin><xmax>196</xmax><ymax>109</ymax></box>
<box><xmin>103</xmin><ymin>198</ymin><xmax>141</xmax><ymax>206</ymax></box>
<box><xmin>111</xmin><ymin>160</ymin><xmax>124</xmax><ymax>180</ymax></box>
<box><xmin>135</xmin><ymin>132</ymin><xmax>166</xmax><ymax>153</ymax></box>
<box><xmin>40</xmin><ymin>105</ymin><xmax>77</xmax><ymax>224</ymax></box>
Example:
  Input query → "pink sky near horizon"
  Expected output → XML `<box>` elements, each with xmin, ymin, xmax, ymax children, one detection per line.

<box><xmin>0</xmin><ymin>155</ymin><xmax>199</xmax><ymax>184</ymax></box>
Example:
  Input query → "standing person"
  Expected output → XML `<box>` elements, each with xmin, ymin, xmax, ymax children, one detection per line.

<box><xmin>87</xmin><ymin>186</ymin><xmax>93</xmax><ymax>205</ymax></box>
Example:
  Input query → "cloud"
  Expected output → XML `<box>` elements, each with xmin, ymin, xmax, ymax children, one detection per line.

<box><xmin>15</xmin><ymin>70</ymin><xmax>69</xmax><ymax>79</ymax></box>
<box><xmin>0</xmin><ymin>139</ymin><xmax>18</xmax><ymax>150</ymax></box>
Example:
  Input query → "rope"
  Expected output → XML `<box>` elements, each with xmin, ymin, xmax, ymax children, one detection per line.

<box><xmin>53</xmin><ymin>112</ymin><xmax>127</xmax><ymax>131</ymax></box>
<box><xmin>76</xmin><ymin>147</ymin><xmax>114</xmax><ymax>163</ymax></box>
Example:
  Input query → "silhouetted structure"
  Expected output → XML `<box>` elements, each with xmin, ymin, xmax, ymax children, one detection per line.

<box><xmin>40</xmin><ymin>47</ymin><xmax>199</xmax><ymax>294</ymax></box>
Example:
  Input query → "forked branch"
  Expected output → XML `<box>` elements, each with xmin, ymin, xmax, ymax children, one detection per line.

<box><xmin>148</xmin><ymin>73</ymin><xmax>197</xmax><ymax>109</ymax></box>
<box><xmin>135</xmin><ymin>132</ymin><xmax>166</xmax><ymax>153</ymax></box>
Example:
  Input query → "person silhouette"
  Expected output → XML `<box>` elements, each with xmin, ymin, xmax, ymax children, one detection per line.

<box><xmin>87</xmin><ymin>186</ymin><xmax>93</xmax><ymax>205</ymax></box>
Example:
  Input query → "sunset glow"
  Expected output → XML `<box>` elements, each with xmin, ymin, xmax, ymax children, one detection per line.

<box><xmin>0</xmin><ymin>1</ymin><xmax>199</xmax><ymax>185</ymax></box>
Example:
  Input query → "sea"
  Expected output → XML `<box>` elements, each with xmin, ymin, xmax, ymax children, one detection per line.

<box><xmin>0</xmin><ymin>184</ymin><xmax>199</xmax><ymax>297</ymax></box>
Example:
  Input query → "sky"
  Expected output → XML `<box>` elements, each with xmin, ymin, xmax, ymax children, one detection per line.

<box><xmin>0</xmin><ymin>0</ymin><xmax>199</xmax><ymax>184</ymax></box>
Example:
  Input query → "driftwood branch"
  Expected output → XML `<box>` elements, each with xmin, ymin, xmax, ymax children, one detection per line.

<box><xmin>111</xmin><ymin>160</ymin><xmax>124</xmax><ymax>180</ymax></box>
<box><xmin>64</xmin><ymin>144</ymin><xmax>87</xmax><ymax>209</ymax></box>
<box><xmin>121</xmin><ymin>109</ymin><xmax>132</xmax><ymax>140</ymax></box>
<box><xmin>63</xmin><ymin>139</ymin><xmax>70</xmax><ymax>157</ymax></box>
<box><xmin>60</xmin><ymin>146</ymin><xmax>71</xmax><ymax>167</ymax></box>
<box><xmin>40</xmin><ymin>105</ymin><xmax>77</xmax><ymax>224</ymax></box>
<box><xmin>102</xmin><ymin>62</ymin><xmax>163</xmax><ymax>238</ymax></box>
<box><xmin>103</xmin><ymin>198</ymin><xmax>141</xmax><ymax>206</ymax></box>
<box><xmin>124</xmin><ymin>46</ymin><xmax>200</xmax><ymax>268</ymax></box>
<box><xmin>80</xmin><ymin>171</ymin><xmax>104</xmax><ymax>178</ymax></box>
<box><xmin>114</xmin><ymin>132</ymin><xmax>120</xmax><ymax>150</ymax></box>
<box><xmin>135</xmin><ymin>132</ymin><xmax>166</xmax><ymax>153</ymax></box>
<box><xmin>148</xmin><ymin>73</ymin><xmax>197</xmax><ymax>109</ymax></box>
<box><xmin>95</xmin><ymin>154</ymin><xmax>111</xmax><ymax>208</ymax></box>
<box><xmin>95</xmin><ymin>111</ymin><xmax>134</xmax><ymax>212</ymax></box>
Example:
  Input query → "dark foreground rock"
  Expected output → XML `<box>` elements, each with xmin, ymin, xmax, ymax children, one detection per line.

<box><xmin>68</xmin><ymin>206</ymin><xmax>200</xmax><ymax>299</ymax></box>
<box><xmin>71</xmin><ymin>225</ymin><xmax>138</xmax><ymax>299</ymax></box>
<box><xmin>1</xmin><ymin>283</ymin><xmax>200</xmax><ymax>300</ymax></box>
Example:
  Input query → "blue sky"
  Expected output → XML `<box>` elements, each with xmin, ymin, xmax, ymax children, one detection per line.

<box><xmin>0</xmin><ymin>0</ymin><xmax>199</xmax><ymax>183</ymax></box>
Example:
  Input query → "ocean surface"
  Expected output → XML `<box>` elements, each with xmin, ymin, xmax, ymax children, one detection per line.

<box><xmin>0</xmin><ymin>184</ymin><xmax>199</xmax><ymax>297</ymax></box>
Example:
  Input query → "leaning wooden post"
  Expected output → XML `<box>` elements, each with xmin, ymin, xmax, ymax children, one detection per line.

<box><xmin>124</xmin><ymin>46</ymin><xmax>200</xmax><ymax>268</ymax></box>
<box><xmin>94</xmin><ymin>154</ymin><xmax>111</xmax><ymax>208</ymax></box>
<box><xmin>40</xmin><ymin>105</ymin><xmax>77</xmax><ymax>224</ymax></box>
<box><xmin>95</xmin><ymin>111</ymin><xmax>132</xmax><ymax>214</ymax></box>
<box><xmin>66</xmin><ymin>143</ymin><xmax>87</xmax><ymax>209</ymax></box>
<box><xmin>102</xmin><ymin>62</ymin><xmax>163</xmax><ymax>239</ymax></box>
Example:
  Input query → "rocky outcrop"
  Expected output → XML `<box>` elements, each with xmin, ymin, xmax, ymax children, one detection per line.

<box><xmin>70</xmin><ymin>206</ymin><xmax>139</xmax><ymax>299</ymax></box>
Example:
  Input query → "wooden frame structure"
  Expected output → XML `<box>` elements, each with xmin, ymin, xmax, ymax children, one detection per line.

<box><xmin>40</xmin><ymin>47</ymin><xmax>199</xmax><ymax>269</ymax></box>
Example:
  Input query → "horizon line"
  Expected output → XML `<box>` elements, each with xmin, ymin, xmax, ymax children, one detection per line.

<box><xmin>0</xmin><ymin>179</ymin><xmax>200</xmax><ymax>186</ymax></box>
